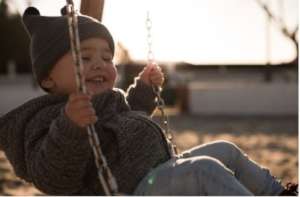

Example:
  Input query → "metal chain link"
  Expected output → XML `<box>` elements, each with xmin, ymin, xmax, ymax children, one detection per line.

<box><xmin>146</xmin><ymin>12</ymin><xmax>154</xmax><ymax>64</ymax></box>
<box><xmin>146</xmin><ymin>12</ymin><xmax>178</xmax><ymax>157</ymax></box>
<box><xmin>65</xmin><ymin>1</ymin><xmax>118</xmax><ymax>195</ymax></box>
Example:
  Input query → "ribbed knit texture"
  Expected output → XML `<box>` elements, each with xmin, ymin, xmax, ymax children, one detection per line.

<box><xmin>22</xmin><ymin>7</ymin><xmax>115</xmax><ymax>85</ymax></box>
<box><xmin>0</xmin><ymin>80</ymin><xmax>170</xmax><ymax>195</ymax></box>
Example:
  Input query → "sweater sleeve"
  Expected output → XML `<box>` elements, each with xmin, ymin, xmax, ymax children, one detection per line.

<box><xmin>25</xmin><ymin>109</ymin><xmax>92</xmax><ymax>195</ymax></box>
<box><xmin>126</xmin><ymin>78</ymin><xmax>157</xmax><ymax>115</ymax></box>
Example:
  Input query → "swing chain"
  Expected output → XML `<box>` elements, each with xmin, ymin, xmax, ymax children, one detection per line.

<box><xmin>153</xmin><ymin>87</ymin><xmax>178</xmax><ymax>157</ymax></box>
<box><xmin>146</xmin><ymin>12</ymin><xmax>178</xmax><ymax>157</ymax></box>
<box><xmin>146</xmin><ymin>12</ymin><xmax>154</xmax><ymax>63</ymax></box>
<box><xmin>65</xmin><ymin>1</ymin><xmax>118</xmax><ymax>195</ymax></box>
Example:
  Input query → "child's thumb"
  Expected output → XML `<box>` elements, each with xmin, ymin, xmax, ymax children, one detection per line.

<box><xmin>146</xmin><ymin>62</ymin><xmax>158</xmax><ymax>73</ymax></box>
<box><xmin>144</xmin><ymin>64</ymin><xmax>154</xmax><ymax>74</ymax></box>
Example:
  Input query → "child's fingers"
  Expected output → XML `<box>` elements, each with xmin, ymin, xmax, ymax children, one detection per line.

<box><xmin>139</xmin><ymin>63</ymin><xmax>162</xmax><ymax>86</ymax></box>
<box><xmin>154</xmin><ymin>64</ymin><xmax>162</xmax><ymax>71</ymax></box>
<box><xmin>69</xmin><ymin>93</ymin><xmax>91</xmax><ymax>102</ymax></box>
<box><xmin>68</xmin><ymin>93</ymin><xmax>92</xmax><ymax>109</ymax></box>
<box><xmin>143</xmin><ymin>64</ymin><xmax>154</xmax><ymax>75</ymax></box>
<box><xmin>75</xmin><ymin>107</ymin><xmax>98</xmax><ymax>127</ymax></box>
<box><xmin>146</xmin><ymin>62</ymin><xmax>161</xmax><ymax>72</ymax></box>
<box><xmin>150</xmin><ymin>70</ymin><xmax>162</xmax><ymax>78</ymax></box>
<box><xmin>150</xmin><ymin>74</ymin><xmax>164</xmax><ymax>81</ymax></box>
<box><xmin>72</xmin><ymin>100</ymin><xmax>93</xmax><ymax>111</ymax></box>
<box><xmin>82</xmin><ymin>114</ymin><xmax>98</xmax><ymax>124</ymax></box>
<box><xmin>149</xmin><ymin>65</ymin><xmax>162</xmax><ymax>75</ymax></box>
<box><xmin>150</xmin><ymin>75</ymin><xmax>164</xmax><ymax>85</ymax></box>
<box><xmin>151</xmin><ymin>78</ymin><xmax>164</xmax><ymax>86</ymax></box>
<box><xmin>79</xmin><ymin>107</ymin><xmax>96</xmax><ymax>117</ymax></box>
<box><xmin>148</xmin><ymin>66</ymin><xmax>164</xmax><ymax>86</ymax></box>
<box><xmin>78</xmin><ymin>115</ymin><xmax>98</xmax><ymax>127</ymax></box>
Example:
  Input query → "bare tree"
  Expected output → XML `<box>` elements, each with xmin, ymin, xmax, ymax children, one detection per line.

<box><xmin>255</xmin><ymin>0</ymin><xmax>298</xmax><ymax>64</ymax></box>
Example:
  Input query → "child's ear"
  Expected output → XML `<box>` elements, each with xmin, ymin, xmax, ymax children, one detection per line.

<box><xmin>41</xmin><ymin>77</ymin><xmax>55</xmax><ymax>89</ymax></box>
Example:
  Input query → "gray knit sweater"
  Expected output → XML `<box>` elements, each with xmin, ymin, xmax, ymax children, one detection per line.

<box><xmin>0</xmin><ymin>80</ymin><xmax>171</xmax><ymax>195</ymax></box>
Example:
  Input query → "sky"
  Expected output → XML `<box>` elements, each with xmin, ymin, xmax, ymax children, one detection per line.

<box><xmin>11</xmin><ymin>0</ymin><xmax>299</xmax><ymax>65</ymax></box>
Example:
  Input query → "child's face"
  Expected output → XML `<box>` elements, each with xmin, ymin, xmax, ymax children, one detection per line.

<box><xmin>42</xmin><ymin>38</ymin><xmax>117</xmax><ymax>95</ymax></box>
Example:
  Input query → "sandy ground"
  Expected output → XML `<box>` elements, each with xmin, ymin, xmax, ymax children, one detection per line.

<box><xmin>0</xmin><ymin>114</ymin><xmax>297</xmax><ymax>195</ymax></box>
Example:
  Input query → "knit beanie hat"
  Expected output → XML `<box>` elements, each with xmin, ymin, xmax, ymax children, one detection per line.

<box><xmin>22</xmin><ymin>7</ymin><xmax>115</xmax><ymax>85</ymax></box>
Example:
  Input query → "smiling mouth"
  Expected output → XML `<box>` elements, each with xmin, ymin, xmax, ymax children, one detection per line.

<box><xmin>86</xmin><ymin>76</ymin><xmax>106</xmax><ymax>86</ymax></box>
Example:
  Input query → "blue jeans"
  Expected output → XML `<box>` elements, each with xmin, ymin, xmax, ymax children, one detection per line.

<box><xmin>134</xmin><ymin>140</ymin><xmax>284</xmax><ymax>195</ymax></box>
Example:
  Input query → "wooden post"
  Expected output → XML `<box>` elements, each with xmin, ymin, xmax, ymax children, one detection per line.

<box><xmin>80</xmin><ymin>0</ymin><xmax>105</xmax><ymax>21</ymax></box>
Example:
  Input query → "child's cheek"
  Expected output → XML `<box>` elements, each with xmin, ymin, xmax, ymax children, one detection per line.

<box><xmin>111</xmin><ymin>66</ymin><xmax>117</xmax><ymax>83</ymax></box>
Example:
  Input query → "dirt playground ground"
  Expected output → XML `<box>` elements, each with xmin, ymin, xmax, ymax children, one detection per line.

<box><xmin>0</xmin><ymin>113</ymin><xmax>297</xmax><ymax>195</ymax></box>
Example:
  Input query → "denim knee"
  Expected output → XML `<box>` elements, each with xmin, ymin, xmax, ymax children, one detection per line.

<box><xmin>210</xmin><ymin>140</ymin><xmax>246</xmax><ymax>172</ymax></box>
<box><xmin>213</xmin><ymin>140</ymin><xmax>242</xmax><ymax>157</ymax></box>
<box><xmin>189</xmin><ymin>156</ymin><xmax>231</xmax><ymax>174</ymax></box>
<box><xmin>213</xmin><ymin>140</ymin><xmax>241</xmax><ymax>153</ymax></box>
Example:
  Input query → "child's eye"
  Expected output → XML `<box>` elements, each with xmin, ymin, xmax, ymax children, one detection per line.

<box><xmin>103</xmin><ymin>57</ymin><xmax>112</xmax><ymax>62</ymax></box>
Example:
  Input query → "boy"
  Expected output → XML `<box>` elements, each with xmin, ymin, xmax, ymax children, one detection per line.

<box><xmin>0</xmin><ymin>7</ymin><xmax>297</xmax><ymax>195</ymax></box>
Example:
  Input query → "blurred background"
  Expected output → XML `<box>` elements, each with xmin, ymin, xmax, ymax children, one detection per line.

<box><xmin>0</xmin><ymin>0</ymin><xmax>298</xmax><ymax>195</ymax></box>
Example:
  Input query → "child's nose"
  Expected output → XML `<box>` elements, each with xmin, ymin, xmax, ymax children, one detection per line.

<box><xmin>91</xmin><ymin>61</ymin><xmax>105</xmax><ymax>71</ymax></box>
<box><xmin>92</xmin><ymin>64</ymin><xmax>101</xmax><ymax>70</ymax></box>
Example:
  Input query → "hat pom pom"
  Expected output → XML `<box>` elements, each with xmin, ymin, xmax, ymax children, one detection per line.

<box><xmin>22</xmin><ymin>7</ymin><xmax>40</xmax><ymax>35</ymax></box>
<box><xmin>23</xmin><ymin>7</ymin><xmax>40</xmax><ymax>17</ymax></box>
<box><xmin>60</xmin><ymin>6</ymin><xmax>68</xmax><ymax>16</ymax></box>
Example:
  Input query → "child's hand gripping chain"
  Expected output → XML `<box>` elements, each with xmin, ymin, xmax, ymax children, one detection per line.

<box><xmin>145</xmin><ymin>12</ymin><xmax>178</xmax><ymax>157</ymax></box>
<box><xmin>65</xmin><ymin>0</ymin><xmax>118</xmax><ymax>195</ymax></box>
<box><xmin>139</xmin><ymin>62</ymin><xmax>165</xmax><ymax>87</ymax></box>
<box><xmin>65</xmin><ymin>93</ymin><xmax>97</xmax><ymax>128</ymax></box>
